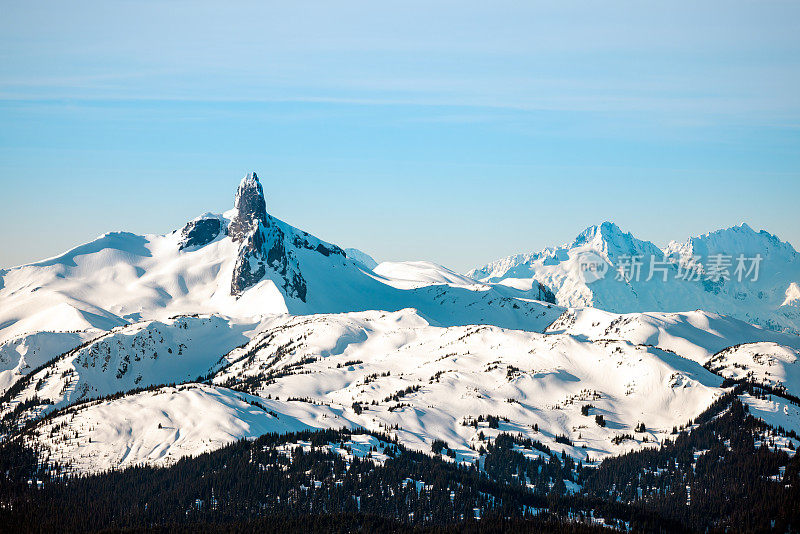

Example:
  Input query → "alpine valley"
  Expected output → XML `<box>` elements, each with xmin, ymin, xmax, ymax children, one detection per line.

<box><xmin>2</xmin><ymin>172</ymin><xmax>799</xmax><ymax>533</ymax></box>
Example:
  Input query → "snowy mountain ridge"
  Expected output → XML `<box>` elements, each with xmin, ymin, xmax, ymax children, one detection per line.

<box><xmin>0</xmin><ymin>172</ymin><xmax>561</xmax><ymax>396</ymax></box>
<box><xmin>1</xmin><ymin>170</ymin><xmax>798</xmax><ymax>480</ymax></box>
<box><xmin>11</xmin><ymin>307</ymin><xmax>800</xmax><ymax>475</ymax></box>
<box><xmin>469</xmin><ymin>221</ymin><xmax>800</xmax><ymax>334</ymax></box>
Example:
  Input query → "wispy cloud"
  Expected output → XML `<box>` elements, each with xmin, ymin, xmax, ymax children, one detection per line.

<box><xmin>2</xmin><ymin>2</ymin><xmax>799</xmax><ymax>120</ymax></box>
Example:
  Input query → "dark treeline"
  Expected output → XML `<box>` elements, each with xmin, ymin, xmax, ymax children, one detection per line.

<box><xmin>582</xmin><ymin>398</ymin><xmax>800</xmax><ymax>532</ymax></box>
<box><xmin>0</xmin><ymin>426</ymin><xmax>662</xmax><ymax>533</ymax></box>
<box><xmin>1</xmin><ymin>390</ymin><xmax>798</xmax><ymax>533</ymax></box>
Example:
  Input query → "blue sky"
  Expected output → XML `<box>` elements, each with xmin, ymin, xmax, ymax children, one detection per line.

<box><xmin>1</xmin><ymin>1</ymin><xmax>799</xmax><ymax>272</ymax></box>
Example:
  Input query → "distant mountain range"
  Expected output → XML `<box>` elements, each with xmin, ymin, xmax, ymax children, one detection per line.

<box><xmin>469</xmin><ymin>221</ymin><xmax>800</xmax><ymax>334</ymax></box>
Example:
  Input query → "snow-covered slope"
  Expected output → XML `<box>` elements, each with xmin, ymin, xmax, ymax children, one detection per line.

<box><xmin>0</xmin><ymin>173</ymin><xmax>561</xmax><ymax>351</ymax></box>
<box><xmin>211</xmin><ymin>309</ymin><xmax>722</xmax><ymax>462</ymax></box>
<box><xmin>0</xmin><ymin>315</ymin><xmax>252</xmax><ymax>428</ymax></box>
<box><xmin>469</xmin><ymin>222</ymin><xmax>800</xmax><ymax>334</ymax></box>
<box><xmin>373</xmin><ymin>260</ymin><xmax>556</xmax><ymax>303</ymax></box>
<box><xmin>24</xmin><ymin>384</ymin><xmax>351</xmax><ymax>473</ymax></box>
<box><xmin>0</xmin><ymin>330</ymin><xmax>97</xmax><ymax>394</ymax></box>
<box><xmin>374</xmin><ymin>260</ymin><xmax>485</xmax><ymax>288</ymax></box>
<box><xmin>706</xmin><ymin>342</ymin><xmax>800</xmax><ymax>395</ymax></box>
<box><xmin>19</xmin><ymin>308</ymin><xmax>728</xmax><ymax>473</ymax></box>
<box><xmin>547</xmin><ymin>307</ymin><xmax>800</xmax><ymax>365</ymax></box>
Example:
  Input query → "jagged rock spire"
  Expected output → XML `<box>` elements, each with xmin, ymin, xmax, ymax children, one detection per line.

<box><xmin>227</xmin><ymin>171</ymin><xmax>309</xmax><ymax>301</ymax></box>
<box><xmin>228</xmin><ymin>172</ymin><xmax>268</xmax><ymax>241</ymax></box>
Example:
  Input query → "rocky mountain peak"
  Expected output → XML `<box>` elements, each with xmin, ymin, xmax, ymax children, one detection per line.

<box><xmin>665</xmin><ymin>223</ymin><xmax>799</xmax><ymax>264</ymax></box>
<box><xmin>228</xmin><ymin>172</ymin><xmax>268</xmax><ymax>241</ymax></box>
<box><xmin>572</xmin><ymin>221</ymin><xmax>664</xmax><ymax>260</ymax></box>
<box><xmin>225</xmin><ymin>172</ymin><xmax>310</xmax><ymax>300</ymax></box>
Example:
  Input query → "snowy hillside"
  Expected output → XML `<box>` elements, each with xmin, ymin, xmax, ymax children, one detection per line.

<box><xmin>1</xmin><ymin>170</ymin><xmax>798</xmax><ymax>488</ymax></box>
<box><xmin>13</xmin><ymin>308</ymin><xmax>739</xmax><ymax>474</ymax></box>
<box><xmin>706</xmin><ymin>342</ymin><xmax>800</xmax><ymax>396</ymax></box>
<box><xmin>547</xmin><ymin>307</ymin><xmax>800</xmax><ymax>365</ymax></box>
<box><xmin>373</xmin><ymin>260</ymin><xmax>479</xmax><ymax>288</ymax></box>
<box><xmin>469</xmin><ymin>222</ymin><xmax>800</xmax><ymax>334</ymax></box>
<box><xmin>209</xmin><ymin>309</ymin><xmax>724</xmax><ymax>463</ymax></box>
<box><xmin>0</xmin><ymin>316</ymin><xmax>252</xmax><ymax>430</ymax></box>
<box><xmin>0</xmin><ymin>173</ymin><xmax>561</xmax><ymax>355</ymax></box>
<box><xmin>22</xmin><ymin>384</ymin><xmax>349</xmax><ymax>473</ymax></box>
<box><xmin>0</xmin><ymin>330</ymin><xmax>96</xmax><ymax>394</ymax></box>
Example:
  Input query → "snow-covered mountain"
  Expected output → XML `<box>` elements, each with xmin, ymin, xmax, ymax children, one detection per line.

<box><xmin>665</xmin><ymin>223</ymin><xmax>800</xmax><ymax>328</ymax></box>
<box><xmin>13</xmin><ymin>308</ymin><xmax>722</xmax><ymax>471</ymax></box>
<box><xmin>469</xmin><ymin>221</ymin><xmax>800</xmax><ymax>334</ymax></box>
<box><xmin>546</xmin><ymin>307</ymin><xmax>800</xmax><ymax>396</ymax></box>
<box><xmin>14</xmin><ymin>307</ymin><xmax>800</xmax><ymax>474</ymax></box>
<box><xmin>0</xmin><ymin>315</ymin><xmax>252</xmax><ymax>425</ymax></box>
<box><xmin>0</xmin><ymin>173</ymin><xmax>559</xmax><ymax>339</ymax></box>
<box><xmin>1</xmin><ymin>171</ymin><xmax>799</xmax><ymax>484</ymax></box>
<box><xmin>0</xmin><ymin>172</ymin><xmax>560</xmax><ymax>385</ymax></box>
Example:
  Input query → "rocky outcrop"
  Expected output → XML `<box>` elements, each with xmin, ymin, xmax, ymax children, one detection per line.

<box><xmin>535</xmin><ymin>282</ymin><xmax>556</xmax><ymax>304</ymax></box>
<box><xmin>227</xmin><ymin>172</ymin><xmax>268</xmax><ymax>242</ymax></box>
<box><xmin>291</xmin><ymin>233</ymin><xmax>346</xmax><ymax>258</ymax></box>
<box><xmin>178</xmin><ymin>218</ymin><xmax>222</xmax><ymax>250</ymax></box>
<box><xmin>230</xmin><ymin>225</ymin><xmax>268</xmax><ymax>296</ymax></box>
<box><xmin>230</xmin><ymin>222</ymin><xmax>307</xmax><ymax>301</ymax></box>
<box><xmin>227</xmin><ymin>172</ymin><xmax>308</xmax><ymax>300</ymax></box>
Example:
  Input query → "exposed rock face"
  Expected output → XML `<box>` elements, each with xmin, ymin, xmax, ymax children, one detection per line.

<box><xmin>291</xmin><ymin>233</ymin><xmax>346</xmax><ymax>258</ymax></box>
<box><xmin>178</xmin><ymin>218</ymin><xmax>222</xmax><ymax>250</ymax></box>
<box><xmin>231</xmin><ymin>225</ymin><xmax>267</xmax><ymax>296</ymax></box>
<box><xmin>227</xmin><ymin>172</ymin><xmax>309</xmax><ymax>300</ymax></box>
<box><xmin>227</xmin><ymin>172</ymin><xmax>268</xmax><ymax>242</ymax></box>
<box><xmin>535</xmin><ymin>282</ymin><xmax>556</xmax><ymax>304</ymax></box>
<box><xmin>230</xmin><ymin>223</ymin><xmax>308</xmax><ymax>301</ymax></box>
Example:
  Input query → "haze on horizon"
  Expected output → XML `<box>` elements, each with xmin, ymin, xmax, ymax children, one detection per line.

<box><xmin>1</xmin><ymin>1</ymin><xmax>799</xmax><ymax>272</ymax></box>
